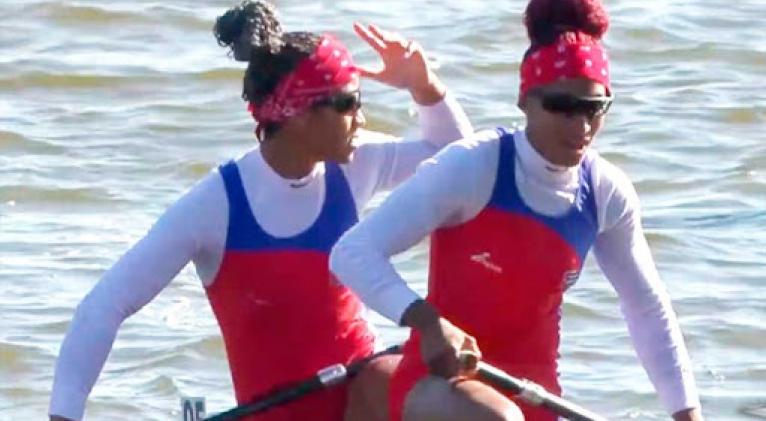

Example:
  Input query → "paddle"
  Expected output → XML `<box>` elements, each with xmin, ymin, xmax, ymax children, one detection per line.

<box><xmin>474</xmin><ymin>360</ymin><xmax>608</xmax><ymax>421</ymax></box>
<box><xmin>203</xmin><ymin>345</ymin><xmax>401</xmax><ymax>421</ymax></box>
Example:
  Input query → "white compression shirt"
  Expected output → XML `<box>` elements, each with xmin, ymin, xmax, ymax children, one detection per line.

<box><xmin>330</xmin><ymin>128</ymin><xmax>701</xmax><ymax>416</ymax></box>
<box><xmin>49</xmin><ymin>93</ymin><xmax>473</xmax><ymax>420</ymax></box>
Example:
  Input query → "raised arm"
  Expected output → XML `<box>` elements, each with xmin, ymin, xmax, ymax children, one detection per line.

<box><xmin>49</xmin><ymin>174</ymin><xmax>226</xmax><ymax>420</ymax></box>
<box><xmin>592</xmin><ymin>163</ymin><xmax>702</xmax><ymax>420</ymax></box>
<box><xmin>343</xmin><ymin>23</ymin><xmax>473</xmax><ymax>203</ymax></box>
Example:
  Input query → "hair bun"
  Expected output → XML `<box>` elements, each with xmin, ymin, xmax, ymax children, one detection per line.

<box><xmin>214</xmin><ymin>0</ymin><xmax>284</xmax><ymax>62</ymax></box>
<box><xmin>524</xmin><ymin>0</ymin><xmax>609</xmax><ymax>45</ymax></box>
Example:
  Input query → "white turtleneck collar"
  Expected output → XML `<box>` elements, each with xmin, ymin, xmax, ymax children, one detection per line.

<box><xmin>230</xmin><ymin>146</ymin><xmax>326</xmax><ymax>238</ymax></box>
<box><xmin>512</xmin><ymin>128</ymin><xmax>582</xmax><ymax>216</ymax></box>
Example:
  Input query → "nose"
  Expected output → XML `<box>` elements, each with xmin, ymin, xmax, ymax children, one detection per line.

<box><xmin>568</xmin><ymin>114</ymin><xmax>592</xmax><ymax>137</ymax></box>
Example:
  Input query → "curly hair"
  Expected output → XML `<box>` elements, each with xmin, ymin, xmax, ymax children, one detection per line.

<box><xmin>214</xmin><ymin>1</ymin><xmax>321</xmax><ymax>105</ymax></box>
<box><xmin>214</xmin><ymin>1</ymin><xmax>323</xmax><ymax>138</ymax></box>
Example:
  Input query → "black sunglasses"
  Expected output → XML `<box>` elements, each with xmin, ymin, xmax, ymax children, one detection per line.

<box><xmin>533</xmin><ymin>91</ymin><xmax>613</xmax><ymax>120</ymax></box>
<box><xmin>314</xmin><ymin>90</ymin><xmax>362</xmax><ymax>114</ymax></box>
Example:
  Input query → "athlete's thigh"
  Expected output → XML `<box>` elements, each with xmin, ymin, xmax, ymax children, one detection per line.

<box><xmin>345</xmin><ymin>354</ymin><xmax>401</xmax><ymax>421</ymax></box>
<box><xmin>403</xmin><ymin>376</ymin><xmax>523</xmax><ymax>421</ymax></box>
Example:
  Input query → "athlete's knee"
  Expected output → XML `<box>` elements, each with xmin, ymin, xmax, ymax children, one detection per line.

<box><xmin>404</xmin><ymin>377</ymin><xmax>525</xmax><ymax>421</ymax></box>
<box><xmin>402</xmin><ymin>377</ymin><xmax>456</xmax><ymax>421</ymax></box>
<box><xmin>496</xmin><ymin>401</ymin><xmax>524</xmax><ymax>421</ymax></box>
<box><xmin>402</xmin><ymin>378</ymin><xmax>524</xmax><ymax>421</ymax></box>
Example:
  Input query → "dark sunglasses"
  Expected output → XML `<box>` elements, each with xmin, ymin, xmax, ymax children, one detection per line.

<box><xmin>533</xmin><ymin>91</ymin><xmax>613</xmax><ymax>120</ymax></box>
<box><xmin>314</xmin><ymin>90</ymin><xmax>362</xmax><ymax>114</ymax></box>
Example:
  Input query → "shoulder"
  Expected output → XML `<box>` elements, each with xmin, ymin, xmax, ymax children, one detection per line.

<box><xmin>588</xmin><ymin>151</ymin><xmax>642</xmax><ymax>231</ymax></box>
<box><xmin>589</xmin><ymin>153</ymin><xmax>640</xmax><ymax>203</ymax></box>
<box><xmin>425</xmin><ymin>128</ymin><xmax>502</xmax><ymax>169</ymax></box>
<box><xmin>156</xmin><ymin>166</ymin><xmax>229</xmax><ymax>232</ymax></box>
<box><xmin>414</xmin><ymin>130</ymin><xmax>500</xmax><ymax>203</ymax></box>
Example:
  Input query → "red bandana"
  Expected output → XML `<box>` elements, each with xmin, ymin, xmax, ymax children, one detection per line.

<box><xmin>248</xmin><ymin>34</ymin><xmax>359</xmax><ymax>138</ymax></box>
<box><xmin>520</xmin><ymin>34</ymin><xmax>610</xmax><ymax>98</ymax></box>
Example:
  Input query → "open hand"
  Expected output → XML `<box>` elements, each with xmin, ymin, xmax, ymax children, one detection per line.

<box><xmin>353</xmin><ymin>22</ymin><xmax>446</xmax><ymax>105</ymax></box>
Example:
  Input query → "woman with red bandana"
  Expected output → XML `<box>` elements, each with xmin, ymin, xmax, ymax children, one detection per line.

<box><xmin>48</xmin><ymin>1</ymin><xmax>472</xmax><ymax>420</ymax></box>
<box><xmin>331</xmin><ymin>0</ymin><xmax>703</xmax><ymax>420</ymax></box>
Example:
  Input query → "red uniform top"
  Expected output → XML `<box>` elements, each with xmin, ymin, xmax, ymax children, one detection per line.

<box><xmin>207</xmin><ymin>160</ymin><xmax>374</xmax><ymax>420</ymax></box>
<box><xmin>390</xmin><ymin>129</ymin><xmax>599</xmax><ymax>421</ymax></box>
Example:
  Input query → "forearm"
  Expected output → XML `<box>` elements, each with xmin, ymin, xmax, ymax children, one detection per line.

<box><xmin>330</xmin><ymin>222</ymin><xmax>422</xmax><ymax>323</ymax></box>
<box><xmin>595</xmin><ymin>228</ymin><xmax>701</xmax><ymax>415</ymax></box>
<box><xmin>417</xmin><ymin>89</ymin><xmax>473</xmax><ymax>148</ymax></box>
<box><xmin>49</xmin><ymin>251</ymin><xmax>187</xmax><ymax>419</ymax></box>
<box><xmin>49</xmin><ymin>193</ymin><xmax>207</xmax><ymax>419</ymax></box>
<box><xmin>50</xmin><ymin>298</ymin><xmax>123</xmax><ymax>420</ymax></box>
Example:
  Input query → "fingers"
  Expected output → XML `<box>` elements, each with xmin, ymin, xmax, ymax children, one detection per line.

<box><xmin>353</xmin><ymin>22</ymin><xmax>386</xmax><ymax>82</ymax></box>
<box><xmin>353</xmin><ymin>22</ymin><xmax>386</xmax><ymax>53</ymax></box>
<box><xmin>458</xmin><ymin>335</ymin><xmax>481</xmax><ymax>374</ymax></box>
<box><xmin>359</xmin><ymin>22</ymin><xmax>406</xmax><ymax>52</ymax></box>
<box><xmin>406</xmin><ymin>40</ymin><xmax>424</xmax><ymax>60</ymax></box>
<box><xmin>427</xmin><ymin>347</ymin><xmax>462</xmax><ymax>379</ymax></box>
<box><xmin>458</xmin><ymin>350</ymin><xmax>480</xmax><ymax>373</ymax></box>
<box><xmin>463</xmin><ymin>335</ymin><xmax>481</xmax><ymax>358</ymax></box>
<box><xmin>366</xmin><ymin>23</ymin><xmax>390</xmax><ymax>43</ymax></box>
<box><xmin>428</xmin><ymin>347</ymin><xmax>480</xmax><ymax>378</ymax></box>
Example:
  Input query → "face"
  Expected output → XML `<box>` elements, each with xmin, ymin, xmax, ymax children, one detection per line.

<box><xmin>519</xmin><ymin>78</ymin><xmax>611</xmax><ymax>167</ymax></box>
<box><xmin>301</xmin><ymin>79</ymin><xmax>365</xmax><ymax>164</ymax></box>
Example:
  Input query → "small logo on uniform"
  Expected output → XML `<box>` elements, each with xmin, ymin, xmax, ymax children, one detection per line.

<box><xmin>470</xmin><ymin>252</ymin><xmax>503</xmax><ymax>274</ymax></box>
<box><xmin>562</xmin><ymin>270</ymin><xmax>580</xmax><ymax>290</ymax></box>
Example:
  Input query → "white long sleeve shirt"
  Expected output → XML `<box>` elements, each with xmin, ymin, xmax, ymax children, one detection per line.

<box><xmin>330</xmin><ymin>128</ymin><xmax>701</xmax><ymax>416</ymax></box>
<box><xmin>49</xmin><ymin>93</ymin><xmax>473</xmax><ymax>420</ymax></box>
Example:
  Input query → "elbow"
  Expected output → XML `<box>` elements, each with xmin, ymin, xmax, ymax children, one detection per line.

<box><xmin>329</xmin><ymin>233</ymin><xmax>355</xmax><ymax>290</ymax></box>
<box><xmin>71</xmin><ymin>291</ymin><xmax>131</xmax><ymax>334</ymax></box>
<box><xmin>330</xmin><ymin>227</ymin><xmax>376</xmax><ymax>296</ymax></box>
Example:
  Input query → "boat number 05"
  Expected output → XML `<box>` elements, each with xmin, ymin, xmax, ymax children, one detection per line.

<box><xmin>180</xmin><ymin>397</ymin><xmax>206</xmax><ymax>421</ymax></box>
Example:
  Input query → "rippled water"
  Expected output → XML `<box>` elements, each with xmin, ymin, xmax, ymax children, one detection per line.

<box><xmin>1</xmin><ymin>1</ymin><xmax>765</xmax><ymax>420</ymax></box>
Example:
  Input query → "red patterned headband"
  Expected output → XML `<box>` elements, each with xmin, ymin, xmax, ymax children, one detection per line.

<box><xmin>248</xmin><ymin>34</ymin><xmax>359</xmax><ymax>139</ymax></box>
<box><xmin>520</xmin><ymin>34</ymin><xmax>610</xmax><ymax>98</ymax></box>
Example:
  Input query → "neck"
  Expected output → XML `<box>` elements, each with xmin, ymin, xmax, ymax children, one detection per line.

<box><xmin>519</xmin><ymin>128</ymin><xmax>578</xmax><ymax>185</ymax></box>
<box><xmin>260</xmin><ymin>131</ymin><xmax>318</xmax><ymax>180</ymax></box>
<box><xmin>523</xmin><ymin>127</ymin><xmax>571</xmax><ymax>172</ymax></box>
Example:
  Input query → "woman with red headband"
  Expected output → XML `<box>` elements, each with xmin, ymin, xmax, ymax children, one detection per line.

<box><xmin>48</xmin><ymin>1</ymin><xmax>472</xmax><ymax>420</ymax></box>
<box><xmin>331</xmin><ymin>0</ymin><xmax>703</xmax><ymax>420</ymax></box>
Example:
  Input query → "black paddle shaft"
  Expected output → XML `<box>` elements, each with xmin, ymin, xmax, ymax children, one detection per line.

<box><xmin>476</xmin><ymin>362</ymin><xmax>609</xmax><ymax>421</ymax></box>
<box><xmin>204</xmin><ymin>345</ymin><xmax>401</xmax><ymax>421</ymax></box>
